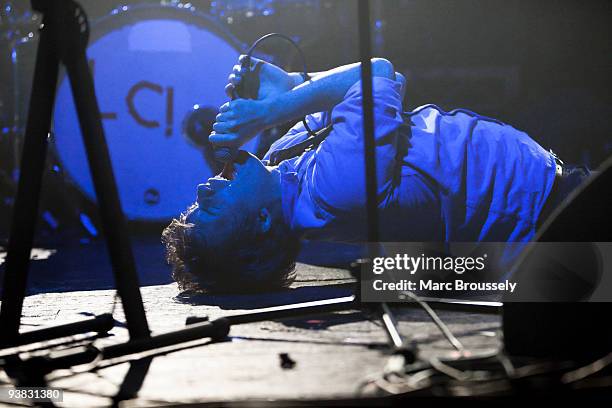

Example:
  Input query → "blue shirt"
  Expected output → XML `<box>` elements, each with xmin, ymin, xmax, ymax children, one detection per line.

<box><xmin>264</xmin><ymin>77</ymin><xmax>557</xmax><ymax>244</ymax></box>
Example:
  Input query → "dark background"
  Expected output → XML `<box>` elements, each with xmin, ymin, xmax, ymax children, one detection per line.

<box><xmin>1</xmin><ymin>0</ymin><xmax>611</xmax><ymax>241</ymax></box>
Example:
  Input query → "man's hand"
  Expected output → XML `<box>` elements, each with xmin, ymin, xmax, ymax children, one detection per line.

<box><xmin>225</xmin><ymin>55</ymin><xmax>296</xmax><ymax>100</ymax></box>
<box><xmin>211</xmin><ymin>57</ymin><xmax>400</xmax><ymax>150</ymax></box>
<box><xmin>210</xmin><ymin>98</ymin><xmax>272</xmax><ymax>148</ymax></box>
<box><xmin>211</xmin><ymin>55</ymin><xmax>295</xmax><ymax>149</ymax></box>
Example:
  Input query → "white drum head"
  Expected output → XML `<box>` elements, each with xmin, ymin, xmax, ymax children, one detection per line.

<box><xmin>53</xmin><ymin>5</ymin><xmax>252</xmax><ymax>221</ymax></box>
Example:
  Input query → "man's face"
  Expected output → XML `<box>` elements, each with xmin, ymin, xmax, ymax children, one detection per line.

<box><xmin>185</xmin><ymin>151</ymin><xmax>280</xmax><ymax>250</ymax></box>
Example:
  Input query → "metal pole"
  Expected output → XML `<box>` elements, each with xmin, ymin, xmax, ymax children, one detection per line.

<box><xmin>358</xmin><ymin>0</ymin><xmax>379</xmax><ymax>245</ymax></box>
<box><xmin>13</xmin><ymin>314</ymin><xmax>114</xmax><ymax>346</ymax></box>
<box><xmin>63</xmin><ymin>1</ymin><xmax>150</xmax><ymax>339</ymax></box>
<box><xmin>357</xmin><ymin>1</ymin><xmax>417</xmax><ymax>359</ymax></box>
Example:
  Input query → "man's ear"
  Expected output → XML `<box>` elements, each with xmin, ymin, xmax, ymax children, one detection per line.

<box><xmin>257</xmin><ymin>208</ymin><xmax>273</xmax><ymax>234</ymax></box>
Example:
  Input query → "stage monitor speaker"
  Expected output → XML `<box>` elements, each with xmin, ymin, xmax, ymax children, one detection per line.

<box><xmin>503</xmin><ymin>156</ymin><xmax>612</xmax><ymax>360</ymax></box>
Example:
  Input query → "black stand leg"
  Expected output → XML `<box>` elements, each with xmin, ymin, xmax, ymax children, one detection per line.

<box><xmin>62</xmin><ymin>5</ymin><xmax>149</xmax><ymax>341</ymax></box>
<box><xmin>358</xmin><ymin>0</ymin><xmax>379</xmax><ymax>245</ymax></box>
<box><xmin>0</xmin><ymin>0</ymin><xmax>150</xmax><ymax>347</ymax></box>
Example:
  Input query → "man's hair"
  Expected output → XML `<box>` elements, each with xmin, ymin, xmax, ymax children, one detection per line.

<box><xmin>162</xmin><ymin>203</ymin><xmax>300</xmax><ymax>293</ymax></box>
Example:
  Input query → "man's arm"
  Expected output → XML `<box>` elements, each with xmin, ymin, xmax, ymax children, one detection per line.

<box><xmin>211</xmin><ymin>58</ymin><xmax>398</xmax><ymax>147</ymax></box>
<box><xmin>289</xmin><ymin>68</ymin><xmax>406</xmax><ymax>101</ymax></box>
<box><xmin>266</xmin><ymin>58</ymin><xmax>396</xmax><ymax>126</ymax></box>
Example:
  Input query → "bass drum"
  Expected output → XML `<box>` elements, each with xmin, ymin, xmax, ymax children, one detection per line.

<box><xmin>53</xmin><ymin>4</ymin><xmax>256</xmax><ymax>222</ymax></box>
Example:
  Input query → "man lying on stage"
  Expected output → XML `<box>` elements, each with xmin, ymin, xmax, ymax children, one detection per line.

<box><xmin>162</xmin><ymin>56</ymin><xmax>588</xmax><ymax>293</ymax></box>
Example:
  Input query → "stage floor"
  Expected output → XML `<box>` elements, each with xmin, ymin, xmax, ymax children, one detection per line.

<box><xmin>0</xmin><ymin>239</ymin><xmax>501</xmax><ymax>406</ymax></box>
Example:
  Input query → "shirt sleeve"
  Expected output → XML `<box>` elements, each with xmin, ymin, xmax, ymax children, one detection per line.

<box><xmin>310</xmin><ymin>76</ymin><xmax>404</xmax><ymax>214</ymax></box>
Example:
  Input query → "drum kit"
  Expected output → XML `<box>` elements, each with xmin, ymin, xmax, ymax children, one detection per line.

<box><xmin>0</xmin><ymin>0</ymin><xmax>331</xmax><ymax>230</ymax></box>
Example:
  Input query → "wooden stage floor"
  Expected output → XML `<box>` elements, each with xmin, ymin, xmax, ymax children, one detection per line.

<box><xmin>0</xmin><ymin>240</ymin><xmax>502</xmax><ymax>406</ymax></box>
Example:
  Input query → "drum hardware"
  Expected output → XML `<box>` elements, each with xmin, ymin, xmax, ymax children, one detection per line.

<box><xmin>208</xmin><ymin>0</ymin><xmax>323</xmax><ymax>35</ymax></box>
<box><xmin>0</xmin><ymin>0</ymin><xmax>150</xmax><ymax>348</ymax></box>
<box><xmin>182</xmin><ymin>104</ymin><xmax>223</xmax><ymax>174</ymax></box>
<box><xmin>0</xmin><ymin>169</ymin><xmax>15</xmax><ymax>241</ymax></box>
<box><xmin>0</xmin><ymin>3</ymin><xmax>40</xmax><ymax>240</ymax></box>
<box><xmin>208</xmin><ymin>0</ymin><xmax>327</xmax><ymax>68</ymax></box>
<box><xmin>39</xmin><ymin>154</ymin><xmax>101</xmax><ymax>240</ymax></box>
<box><xmin>0</xmin><ymin>2</ymin><xmax>40</xmax><ymax>178</ymax></box>
<box><xmin>209</xmin><ymin>0</ymin><xmax>277</xmax><ymax>23</ymax></box>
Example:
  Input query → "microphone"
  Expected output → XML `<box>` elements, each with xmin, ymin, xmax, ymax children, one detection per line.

<box><xmin>213</xmin><ymin>55</ymin><xmax>259</xmax><ymax>164</ymax></box>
